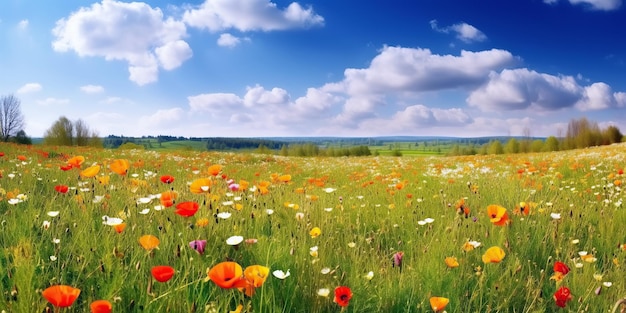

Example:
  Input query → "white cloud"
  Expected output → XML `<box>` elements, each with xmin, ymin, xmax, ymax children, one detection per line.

<box><xmin>80</xmin><ymin>84</ymin><xmax>104</xmax><ymax>94</ymax></box>
<box><xmin>37</xmin><ymin>98</ymin><xmax>70</xmax><ymax>106</ymax></box>
<box><xmin>52</xmin><ymin>0</ymin><xmax>191</xmax><ymax>85</ymax></box>
<box><xmin>467</xmin><ymin>68</ymin><xmax>626</xmax><ymax>112</ymax></box>
<box><xmin>217</xmin><ymin>33</ymin><xmax>241</xmax><ymax>47</ymax></box>
<box><xmin>467</xmin><ymin>68</ymin><xmax>582</xmax><ymax>111</ymax></box>
<box><xmin>575</xmin><ymin>82</ymin><xmax>626</xmax><ymax>110</ymax></box>
<box><xmin>183</xmin><ymin>0</ymin><xmax>324</xmax><ymax>32</ymax></box>
<box><xmin>188</xmin><ymin>93</ymin><xmax>243</xmax><ymax>112</ymax></box>
<box><xmin>568</xmin><ymin>0</ymin><xmax>621</xmax><ymax>10</ymax></box>
<box><xmin>17</xmin><ymin>83</ymin><xmax>42</xmax><ymax>94</ymax></box>
<box><xmin>338</xmin><ymin>46</ymin><xmax>516</xmax><ymax>96</ymax></box>
<box><xmin>244</xmin><ymin>85</ymin><xmax>290</xmax><ymax>107</ymax></box>
<box><xmin>155</xmin><ymin>40</ymin><xmax>193</xmax><ymax>70</ymax></box>
<box><xmin>17</xmin><ymin>19</ymin><xmax>29</xmax><ymax>30</ymax></box>
<box><xmin>430</xmin><ymin>20</ymin><xmax>487</xmax><ymax>43</ymax></box>
<box><xmin>138</xmin><ymin>108</ymin><xmax>184</xmax><ymax>126</ymax></box>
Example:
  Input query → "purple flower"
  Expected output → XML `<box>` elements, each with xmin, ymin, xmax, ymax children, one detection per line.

<box><xmin>393</xmin><ymin>251</ymin><xmax>404</xmax><ymax>269</ymax></box>
<box><xmin>189</xmin><ymin>239</ymin><xmax>207</xmax><ymax>255</ymax></box>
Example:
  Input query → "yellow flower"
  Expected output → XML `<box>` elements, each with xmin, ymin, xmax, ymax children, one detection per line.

<box><xmin>482</xmin><ymin>246</ymin><xmax>505</xmax><ymax>264</ymax></box>
<box><xmin>309</xmin><ymin>227</ymin><xmax>321</xmax><ymax>238</ymax></box>
<box><xmin>445</xmin><ymin>257</ymin><xmax>459</xmax><ymax>268</ymax></box>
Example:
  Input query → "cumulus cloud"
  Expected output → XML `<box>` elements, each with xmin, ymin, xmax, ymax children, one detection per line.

<box><xmin>430</xmin><ymin>20</ymin><xmax>487</xmax><ymax>43</ymax></box>
<box><xmin>244</xmin><ymin>85</ymin><xmax>290</xmax><ymax>107</ymax></box>
<box><xmin>467</xmin><ymin>68</ymin><xmax>625</xmax><ymax>112</ymax></box>
<box><xmin>217</xmin><ymin>33</ymin><xmax>242</xmax><ymax>47</ymax></box>
<box><xmin>17</xmin><ymin>83</ymin><xmax>42</xmax><ymax>94</ymax></box>
<box><xmin>80</xmin><ymin>84</ymin><xmax>104</xmax><ymax>94</ymax></box>
<box><xmin>576</xmin><ymin>82</ymin><xmax>626</xmax><ymax>110</ymax></box>
<box><xmin>183</xmin><ymin>0</ymin><xmax>324</xmax><ymax>32</ymax></box>
<box><xmin>52</xmin><ymin>0</ymin><xmax>191</xmax><ymax>85</ymax></box>
<box><xmin>338</xmin><ymin>46</ymin><xmax>517</xmax><ymax>96</ymax></box>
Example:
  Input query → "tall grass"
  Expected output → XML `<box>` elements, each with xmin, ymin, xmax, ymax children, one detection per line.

<box><xmin>0</xmin><ymin>143</ymin><xmax>624</xmax><ymax>312</ymax></box>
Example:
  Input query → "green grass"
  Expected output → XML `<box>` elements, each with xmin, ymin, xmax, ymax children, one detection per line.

<box><xmin>0</xmin><ymin>142</ymin><xmax>624</xmax><ymax>312</ymax></box>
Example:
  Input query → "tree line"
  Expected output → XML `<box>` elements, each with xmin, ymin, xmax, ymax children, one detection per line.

<box><xmin>447</xmin><ymin>117</ymin><xmax>623</xmax><ymax>156</ymax></box>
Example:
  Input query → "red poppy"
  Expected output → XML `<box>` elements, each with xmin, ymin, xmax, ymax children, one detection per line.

<box><xmin>554</xmin><ymin>261</ymin><xmax>570</xmax><ymax>275</ymax></box>
<box><xmin>42</xmin><ymin>285</ymin><xmax>81</xmax><ymax>308</ymax></box>
<box><xmin>151</xmin><ymin>265</ymin><xmax>175</xmax><ymax>282</ymax></box>
<box><xmin>160</xmin><ymin>175</ymin><xmax>175</xmax><ymax>184</ymax></box>
<box><xmin>175</xmin><ymin>201</ymin><xmax>199</xmax><ymax>217</ymax></box>
<box><xmin>90</xmin><ymin>300</ymin><xmax>112</xmax><ymax>313</ymax></box>
<box><xmin>334</xmin><ymin>286</ymin><xmax>352</xmax><ymax>307</ymax></box>
<box><xmin>55</xmin><ymin>185</ymin><xmax>69</xmax><ymax>194</ymax></box>
<box><xmin>0</xmin><ymin>152</ymin><xmax>4</xmax><ymax>157</ymax></box>
<box><xmin>554</xmin><ymin>286</ymin><xmax>572</xmax><ymax>308</ymax></box>
<box><xmin>60</xmin><ymin>164</ymin><xmax>73</xmax><ymax>171</ymax></box>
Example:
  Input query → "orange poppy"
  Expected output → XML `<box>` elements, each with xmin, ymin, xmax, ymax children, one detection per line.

<box><xmin>278</xmin><ymin>174</ymin><xmax>292</xmax><ymax>183</ymax></box>
<box><xmin>42</xmin><ymin>285</ymin><xmax>81</xmax><ymax>308</ymax></box>
<box><xmin>486</xmin><ymin>204</ymin><xmax>509</xmax><ymax>226</ymax></box>
<box><xmin>429</xmin><ymin>296</ymin><xmax>449</xmax><ymax>312</ymax></box>
<box><xmin>333</xmin><ymin>286</ymin><xmax>352</xmax><ymax>307</ymax></box>
<box><xmin>190</xmin><ymin>178</ymin><xmax>212</xmax><ymax>194</ymax></box>
<box><xmin>482</xmin><ymin>246</ymin><xmax>506</xmax><ymax>263</ymax></box>
<box><xmin>80</xmin><ymin>165</ymin><xmax>101</xmax><ymax>178</ymax></box>
<box><xmin>455</xmin><ymin>199</ymin><xmax>470</xmax><ymax>218</ymax></box>
<box><xmin>54</xmin><ymin>185</ymin><xmax>69</xmax><ymax>194</ymax></box>
<box><xmin>444</xmin><ymin>257</ymin><xmax>459</xmax><ymax>268</ymax></box>
<box><xmin>113</xmin><ymin>223</ymin><xmax>126</xmax><ymax>234</ymax></box>
<box><xmin>207</xmin><ymin>164</ymin><xmax>223</xmax><ymax>176</ymax></box>
<box><xmin>207</xmin><ymin>262</ymin><xmax>247</xmax><ymax>289</ymax></box>
<box><xmin>67</xmin><ymin>155</ymin><xmax>85</xmax><ymax>168</ymax></box>
<box><xmin>90</xmin><ymin>299</ymin><xmax>112</xmax><ymax>313</ymax></box>
<box><xmin>175</xmin><ymin>201</ymin><xmax>199</xmax><ymax>217</ymax></box>
<box><xmin>109</xmin><ymin>159</ymin><xmax>130</xmax><ymax>175</ymax></box>
<box><xmin>139</xmin><ymin>235</ymin><xmax>160</xmax><ymax>251</ymax></box>
<box><xmin>160</xmin><ymin>191</ymin><xmax>177</xmax><ymax>207</ymax></box>
<box><xmin>17</xmin><ymin>155</ymin><xmax>27</xmax><ymax>161</ymax></box>
<box><xmin>151</xmin><ymin>265</ymin><xmax>175</xmax><ymax>282</ymax></box>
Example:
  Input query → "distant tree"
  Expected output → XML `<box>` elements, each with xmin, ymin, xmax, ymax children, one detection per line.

<box><xmin>530</xmin><ymin>139</ymin><xmax>544</xmax><ymax>153</ymax></box>
<box><xmin>544</xmin><ymin>136</ymin><xmax>560</xmax><ymax>152</ymax></box>
<box><xmin>488</xmin><ymin>140</ymin><xmax>504</xmax><ymax>154</ymax></box>
<box><xmin>44</xmin><ymin>116</ymin><xmax>74</xmax><ymax>146</ymax></box>
<box><xmin>12</xmin><ymin>129</ymin><xmax>32</xmax><ymax>145</ymax></box>
<box><xmin>504</xmin><ymin>138</ymin><xmax>520</xmax><ymax>154</ymax></box>
<box><xmin>0</xmin><ymin>94</ymin><xmax>26</xmax><ymax>142</ymax></box>
<box><xmin>603</xmin><ymin>125</ymin><xmax>623</xmax><ymax>144</ymax></box>
<box><xmin>43</xmin><ymin>116</ymin><xmax>102</xmax><ymax>147</ymax></box>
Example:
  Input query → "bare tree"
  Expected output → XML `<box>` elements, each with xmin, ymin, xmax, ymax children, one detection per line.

<box><xmin>0</xmin><ymin>94</ymin><xmax>26</xmax><ymax>142</ymax></box>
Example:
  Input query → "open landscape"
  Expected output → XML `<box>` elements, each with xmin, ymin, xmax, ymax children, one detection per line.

<box><xmin>0</xmin><ymin>141</ymin><xmax>624</xmax><ymax>312</ymax></box>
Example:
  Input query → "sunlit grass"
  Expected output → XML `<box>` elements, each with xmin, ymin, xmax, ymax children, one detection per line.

<box><xmin>0</xmin><ymin>142</ymin><xmax>624</xmax><ymax>312</ymax></box>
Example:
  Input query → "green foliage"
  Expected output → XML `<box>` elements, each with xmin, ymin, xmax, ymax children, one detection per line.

<box><xmin>118</xmin><ymin>142</ymin><xmax>145</xmax><ymax>150</ymax></box>
<box><xmin>43</xmin><ymin>116</ymin><xmax>102</xmax><ymax>148</ymax></box>
<box><xmin>488</xmin><ymin>140</ymin><xmax>504</xmax><ymax>154</ymax></box>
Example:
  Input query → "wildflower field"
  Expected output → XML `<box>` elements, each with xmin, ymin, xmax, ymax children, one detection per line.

<box><xmin>0</xmin><ymin>142</ymin><xmax>625</xmax><ymax>312</ymax></box>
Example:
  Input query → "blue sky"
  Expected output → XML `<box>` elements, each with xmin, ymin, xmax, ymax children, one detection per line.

<box><xmin>1</xmin><ymin>0</ymin><xmax>625</xmax><ymax>138</ymax></box>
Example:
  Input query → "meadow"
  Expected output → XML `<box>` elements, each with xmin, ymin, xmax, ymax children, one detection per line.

<box><xmin>0</xmin><ymin>142</ymin><xmax>624</xmax><ymax>312</ymax></box>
